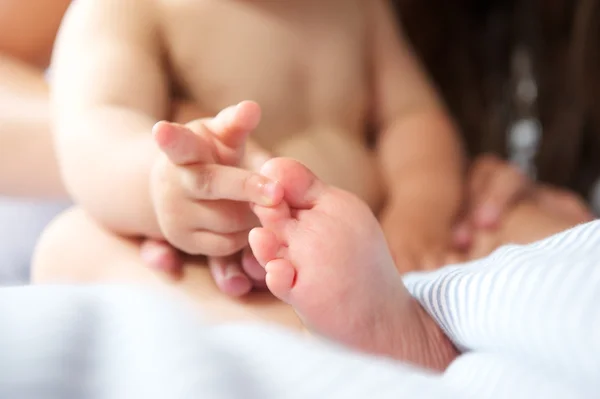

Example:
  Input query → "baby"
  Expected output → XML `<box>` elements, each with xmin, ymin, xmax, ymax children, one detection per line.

<box><xmin>36</xmin><ymin>0</ymin><xmax>463</xmax><ymax>298</ymax></box>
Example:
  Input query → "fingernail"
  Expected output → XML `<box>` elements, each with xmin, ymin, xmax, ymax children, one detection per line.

<box><xmin>259</xmin><ymin>181</ymin><xmax>281</xmax><ymax>206</ymax></box>
<box><xmin>477</xmin><ymin>205</ymin><xmax>499</xmax><ymax>227</ymax></box>
<box><xmin>224</xmin><ymin>263</ymin><xmax>243</xmax><ymax>280</ymax></box>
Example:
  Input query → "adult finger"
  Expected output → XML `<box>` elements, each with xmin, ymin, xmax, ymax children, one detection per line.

<box><xmin>180</xmin><ymin>163</ymin><xmax>283</xmax><ymax>206</ymax></box>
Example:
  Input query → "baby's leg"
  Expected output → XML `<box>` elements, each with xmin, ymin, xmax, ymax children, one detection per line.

<box><xmin>248</xmin><ymin>158</ymin><xmax>458</xmax><ymax>370</ymax></box>
<box><xmin>32</xmin><ymin>207</ymin><xmax>303</xmax><ymax>328</ymax></box>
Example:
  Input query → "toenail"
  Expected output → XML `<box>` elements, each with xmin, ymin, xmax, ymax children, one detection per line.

<box><xmin>260</xmin><ymin>181</ymin><xmax>282</xmax><ymax>206</ymax></box>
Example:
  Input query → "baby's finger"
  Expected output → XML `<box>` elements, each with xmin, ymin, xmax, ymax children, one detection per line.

<box><xmin>208</xmin><ymin>255</ymin><xmax>253</xmax><ymax>297</ymax></box>
<box><xmin>451</xmin><ymin>221</ymin><xmax>473</xmax><ymax>250</ymax></box>
<box><xmin>185</xmin><ymin>200</ymin><xmax>259</xmax><ymax>234</ymax></box>
<box><xmin>468</xmin><ymin>155</ymin><xmax>502</xmax><ymax>200</ymax></box>
<box><xmin>140</xmin><ymin>239</ymin><xmax>183</xmax><ymax>278</ymax></box>
<box><xmin>474</xmin><ymin>165</ymin><xmax>529</xmax><ymax>228</ymax></box>
<box><xmin>153</xmin><ymin>121</ymin><xmax>216</xmax><ymax>166</ymax></box>
<box><xmin>181</xmin><ymin>164</ymin><xmax>283</xmax><ymax>206</ymax></box>
<box><xmin>174</xmin><ymin>229</ymin><xmax>250</xmax><ymax>257</ymax></box>
<box><xmin>204</xmin><ymin>101</ymin><xmax>262</xmax><ymax>151</ymax></box>
<box><xmin>241</xmin><ymin>246</ymin><xmax>267</xmax><ymax>283</ymax></box>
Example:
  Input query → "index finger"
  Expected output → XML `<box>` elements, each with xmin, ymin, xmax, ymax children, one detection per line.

<box><xmin>181</xmin><ymin>163</ymin><xmax>284</xmax><ymax>207</ymax></box>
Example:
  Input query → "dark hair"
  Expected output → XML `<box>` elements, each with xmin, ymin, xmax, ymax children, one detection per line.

<box><xmin>393</xmin><ymin>0</ymin><xmax>600</xmax><ymax>196</ymax></box>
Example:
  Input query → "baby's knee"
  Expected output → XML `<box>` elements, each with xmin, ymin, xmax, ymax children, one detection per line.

<box><xmin>32</xmin><ymin>207</ymin><xmax>105</xmax><ymax>283</ymax></box>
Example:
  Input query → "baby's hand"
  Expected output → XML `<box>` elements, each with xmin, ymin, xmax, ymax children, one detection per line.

<box><xmin>451</xmin><ymin>155</ymin><xmax>593</xmax><ymax>251</ymax></box>
<box><xmin>150</xmin><ymin>101</ymin><xmax>283</xmax><ymax>267</ymax></box>
<box><xmin>380</xmin><ymin>201</ymin><xmax>454</xmax><ymax>273</ymax></box>
<box><xmin>451</xmin><ymin>154</ymin><xmax>529</xmax><ymax>250</ymax></box>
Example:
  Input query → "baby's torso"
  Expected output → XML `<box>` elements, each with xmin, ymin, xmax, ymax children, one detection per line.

<box><xmin>157</xmin><ymin>0</ymin><xmax>384</xmax><ymax>209</ymax></box>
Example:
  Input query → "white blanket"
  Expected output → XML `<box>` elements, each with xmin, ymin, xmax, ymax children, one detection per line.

<box><xmin>0</xmin><ymin>198</ymin><xmax>67</xmax><ymax>285</ymax></box>
<box><xmin>0</xmin><ymin>221</ymin><xmax>599</xmax><ymax>398</ymax></box>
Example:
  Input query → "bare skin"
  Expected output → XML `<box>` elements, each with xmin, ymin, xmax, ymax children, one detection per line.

<box><xmin>0</xmin><ymin>0</ymin><xmax>204</xmax><ymax>198</ymax></box>
<box><xmin>452</xmin><ymin>154</ymin><xmax>594</xmax><ymax>250</ymax></box>
<box><xmin>41</xmin><ymin>0</ymin><xmax>463</xmax><ymax>296</ymax></box>
<box><xmin>246</xmin><ymin>157</ymin><xmax>587</xmax><ymax>367</ymax></box>
<box><xmin>0</xmin><ymin>0</ymin><xmax>71</xmax><ymax>197</ymax></box>
<box><xmin>249</xmin><ymin>158</ymin><xmax>458</xmax><ymax>369</ymax></box>
<box><xmin>32</xmin><ymin>157</ymin><xmax>585</xmax><ymax>345</ymax></box>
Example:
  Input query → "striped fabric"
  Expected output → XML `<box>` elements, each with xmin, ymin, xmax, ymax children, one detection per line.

<box><xmin>0</xmin><ymin>221</ymin><xmax>598</xmax><ymax>398</ymax></box>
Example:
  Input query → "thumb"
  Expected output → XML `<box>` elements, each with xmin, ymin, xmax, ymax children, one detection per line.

<box><xmin>153</xmin><ymin>121</ymin><xmax>216</xmax><ymax>166</ymax></box>
<box><xmin>204</xmin><ymin>101</ymin><xmax>262</xmax><ymax>152</ymax></box>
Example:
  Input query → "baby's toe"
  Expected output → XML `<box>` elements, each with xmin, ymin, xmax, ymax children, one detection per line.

<box><xmin>265</xmin><ymin>258</ymin><xmax>296</xmax><ymax>301</ymax></box>
<box><xmin>248</xmin><ymin>228</ymin><xmax>283</xmax><ymax>266</ymax></box>
<box><xmin>260</xmin><ymin>158</ymin><xmax>326</xmax><ymax>209</ymax></box>
<box><xmin>251</xmin><ymin>201</ymin><xmax>291</xmax><ymax>230</ymax></box>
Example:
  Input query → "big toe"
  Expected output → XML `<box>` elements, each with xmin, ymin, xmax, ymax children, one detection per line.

<box><xmin>260</xmin><ymin>158</ymin><xmax>326</xmax><ymax>209</ymax></box>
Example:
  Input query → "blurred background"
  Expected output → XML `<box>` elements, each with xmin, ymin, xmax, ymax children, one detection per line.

<box><xmin>1</xmin><ymin>0</ymin><xmax>599</xmax><ymax>285</ymax></box>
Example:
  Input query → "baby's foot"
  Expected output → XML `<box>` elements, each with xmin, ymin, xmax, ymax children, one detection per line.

<box><xmin>249</xmin><ymin>158</ymin><xmax>457</xmax><ymax>369</ymax></box>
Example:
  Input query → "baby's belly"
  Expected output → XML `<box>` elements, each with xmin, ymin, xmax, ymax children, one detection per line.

<box><xmin>271</xmin><ymin>129</ymin><xmax>385</xmax><ymax>212</ymax></box>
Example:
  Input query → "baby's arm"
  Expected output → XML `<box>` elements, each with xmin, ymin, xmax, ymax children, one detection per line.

<box><xmin>369</xmin><ymin>0</ymin><xmax>464</xmax><ymax>265</ymax></box>
<box><xmin>52</xmin><ymin>0</ymin><xmax>169</xmax><ymax>238</ymax></box>
<box><xmin>370</xmin><ymin>0</ymin><xmax>463</xmax><ymax>212</ymax></box>
<box><xmin>0</xmin><ymin>0</ymin><xmax>71</xmax><ymax>197</ymax></box>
